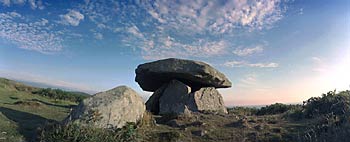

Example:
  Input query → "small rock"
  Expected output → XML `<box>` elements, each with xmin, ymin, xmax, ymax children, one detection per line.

<box><xmin>254</xmin><ymin>124</ymin><xmax>263</xmax><ymax>130</ymax></box>
<box><xmin>166</xmin><ymin>119</ymin><xmax>181</xmax><ymax>127</ymax></box>
<box><xmin>272</xmin><ymin>127</ymin><xmax>282</xmax><ymax>133</ymax></box>
<box><xmin>188</xmin><ymin>121</ymin><xmax>204</xmax><ymax>127</ymax></box>
<box><xmin>192</xmin><ymin>130</ymin><xmax>208</xmax><ymax>137</ymax></box>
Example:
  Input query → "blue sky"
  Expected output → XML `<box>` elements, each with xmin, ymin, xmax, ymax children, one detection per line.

<box><xmin>0</xmin><ymin>0</ymin><xmax>349</xmax><ymax>106</ymax></box>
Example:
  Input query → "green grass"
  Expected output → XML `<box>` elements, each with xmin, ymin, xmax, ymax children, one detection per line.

<box><xmin>0</xmin><ymin>78</ymin><xmax>78</xmax><ymax>141</ymax></box>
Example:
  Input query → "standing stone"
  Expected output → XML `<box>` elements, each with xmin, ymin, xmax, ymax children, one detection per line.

<box><xmin>65</xmin><ymin>86</ymin><xmax>145</xmax><ymax>129</ymax></box>
<box><xmin>159</xmin><ymin>80</ymin><xmax>192</xmax><ymax>115</ymax></box>
<box><xmin>145</xmin><ymin>84</ymin><xmax>167</xmax><ymax>114</ymax></box>
<box><xmin>135</xmin><ymin>58</ymin><xmax>232</xmax><ymax>92</ymax></box>
<box><xmin>152</xmin><ymin>80</ymin><xmax>228</xmax><ymax>115</ymax></box>
<box><xmin>188</xmin><ymin>87</ymin><xmax>228</xmax><ymax>114</ymax></box>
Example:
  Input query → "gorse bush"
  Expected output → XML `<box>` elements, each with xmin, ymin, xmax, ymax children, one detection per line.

<box><xmin>228</xmin><ymin>107</ymin><xmax>258</xmax><ymax>116</ymax></box>
<box><xmin>294</xmin><ymin>90</ymin><xmax>350</xmax><ymax>142</ymax></box>
<box><xmin>256</xmin><ymin>103</ymin><xmax>297</xmax><ymax>115</ymax></box>
<box><xmin>32</xmin><ymin>88</ymin><xmax>89</xmax><ymax>103</ymax></box>
<box><xmin>301</xmin><ymin>113</ymin><xmax>350</xmax><ymax>142</ymax></box>
<box><xmin>302</xmin><ymin>90</ymin><xmax>350</xmax><ymax>118</ymax></box>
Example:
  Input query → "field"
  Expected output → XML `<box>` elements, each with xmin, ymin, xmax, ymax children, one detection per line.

<box><xmin>0</xmin><ymin>78</ymin><xmax>80</xmax><ymax>142</ymax></box>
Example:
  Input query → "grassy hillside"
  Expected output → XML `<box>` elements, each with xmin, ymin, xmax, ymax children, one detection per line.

<box><xmin>0</xmin><ymin>78</ymin><xmax>88</xmax><ymax>141</ymax></box>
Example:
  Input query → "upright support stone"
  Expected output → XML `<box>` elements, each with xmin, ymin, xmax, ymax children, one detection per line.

<box><xmin>159</xmin><ymin>80</ymin><xmax>192</xmax><ymax>115</ymax></box>
<box><xmin>188</xmin><ymin>87</ymin><xmax>228</xmax><ymax>114</ymax></box>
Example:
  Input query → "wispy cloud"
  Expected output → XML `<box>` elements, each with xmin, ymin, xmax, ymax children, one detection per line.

<box><xmin>0</xmin><ymin>0</ymin><xmax>10</xmax><ymax>6</ymax></box>
<box><xmin>127</xmin><ymin>37</ymin><xmax>228</xmax><ymax>60</ymax></box>
<box><xmin>224</xmin><ymin>60</ymin><xmax>279</xmax><ymax>68</ymax></box>
<box><xmin>238</xmin><ymin>73</ymin><xmax>258</xmax><ymax>87</ymax></box>
<box><xmin>0</xmin><ymin>12</ymin><xmax>63</xmax><ymax>53</ymax></box>
<box><xmin>127</xmin><ymin>25</ymin><xmax>144</xmax><ymax>39</ymax></box>
<box><xmin>311</xmin><ymin>57</ymin><xmax>322</xmax><ymax>64</ymax></box>
<box><xmin>0</xmin><ymin>0</ymin><xmax>289</xmax><ymax>58</ymax></box>
<box><xmin>311</xmin><ymin>56</ymin><xmax>326</xmax><ymax>73</ymax></box>
<box><xmin>93</xmin><ymin>32</ymin><xmax>103</xmax><ymax>40</ymax></box>
<box><xmin>0</xmin><ymin>0</ymin><xmax>44</xmax><ymax>9</ymax></box>
<box><xmin>233</xmin><ymin>45</ymin><xmax>264</xmax><ymax>56</ymax></box>
<box><xmin>59</xmin><ymin>10</ymin><xmax>84</xmax><ymax>26</ymax></box>
<box><xmin>140</xmin><ymin>0</ymin><xmax>285</xmax><ymax>34</ymax></box>
<box><xmin>76</xmin><ymin>0</ymin><xmax>288</xmax><ymax>59</ymax></box>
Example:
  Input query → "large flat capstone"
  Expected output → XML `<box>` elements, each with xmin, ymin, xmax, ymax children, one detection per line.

<box><xmin>135</xmin><ymin>58</ymin><xmax>232</xmax><ymax>92</ymax></box>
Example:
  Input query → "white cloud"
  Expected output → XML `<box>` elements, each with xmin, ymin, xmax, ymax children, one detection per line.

<box><xmin>127</xmin><ymin>25</ymin><xmax>144</xmax><ymax>39</ymax></box>
<box><xmin>0</xmin><ymin>0</ymin><xmax>10</xmax><ymax>6</ymax></box>
<box><xmin>59</xmin><ymin>10</ymin><xmax>84</xmax><ymax>26</ymax></box>
<box><xmin>311</xmin><ymin>57</ymin><xmax>322</xmax><ymax>63</ymax></box>
<box><xmin>132</xmin><ymin>38</ymin><xmax>228</xmax><ymax>60</ymax></box>
<box><xmin>224</xmin><ymin>60</ymin><xmax>279</xmax><ymax>68</ymax></box>
<box><xmin>311</xmin><ymin>57</ymin><xmax>325</xmax><ymax>72</ymax></box>
<box><xmin>74</xmin><ymin>1</ymin><xmax>288</xmax><ymax>59</ymax></box>
<box><xmin>249</xmin><ymin>62</ymin><xmax>279</xmax><ymax>68</ymax></box>
<box><xmin>0</xmin><ymin>0</ymin><xmax>44</xmax><ymax>9</ymax></box>
<box><xmin>0</xmin><ymin>12</ymin><xmax>63</xmax><ymax>53</ymax></box>
<box><xmin>139</xmin><ymin>0</ymin><xmax>285</xmax><ymax>34</ymax></box>
<box><xmin>239</xmin><ymin>73</ymin><xmax>258</xmax><ymax>87</ymax></box>
<box><xmin>223</xmin><ymin>61</ymin><xmax>246</xmax><ymax>67</ymax></box>
<box><xmin>233</xmin><ymin>46</ymin><xmax>264</xmax><ymax>56</ymax></box>
<box><xmin>28</xmin><ymin>0</ymin><xmax>44</xmax><ymax>10</ymax></box>
<box><xmin>94</xmin><ymin>32</ymin><xmax>103</xmax><ymax>40</ymax></box>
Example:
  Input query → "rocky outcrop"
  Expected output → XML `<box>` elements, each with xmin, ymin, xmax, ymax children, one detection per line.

<box><xmin>135</xmin><ymin>58</ymin><xmax>232</xmax><ymax>92</ymax></box>
<box><xmin>65</xmin><ymin>86</ymin><xmax>145</xmax><ymax>129</ymax></box>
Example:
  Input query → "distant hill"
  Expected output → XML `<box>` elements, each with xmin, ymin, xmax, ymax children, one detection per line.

<box><xmin>11</xmin><ymin>79</ymin><xmax>92</xmax><ymax>95</ymax></box>
<box><xmin>0</xmin><ymin>77</ymin><xmax>90</xmax><ymax>96</ymax></box>
<box><xmin>0</xmin><ymin>77</ymin><xmax>90</xmax><ymax>102</ymax></box>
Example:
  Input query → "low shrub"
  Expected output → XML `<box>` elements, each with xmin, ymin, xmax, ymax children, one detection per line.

<box><xmin>288</xmin><ymin>90</ymin><xmax>350</xmax><ymax>141</ymax></box>
<box><xmin>302</xmin><ymin>90</ymin><xmax>350</xmax><ymax>118</ymax></box>
<box><xmin>256</xmin><ymin>103</ymin><xmax>295</xmax><ymax>115</ymax></box>
<box><xmin>32</xmin><ymin>88</ymin><xmax>89</xmax><ymax>103</ymax></box>
<box><xmin>228</xmin><ymin>107</ymin><xmax>258</xmax><ymax>116</ymax></box>
<box><xmin>38</xmin><ymin>122</ymin><xmax>138</xmax><ymax>142</ymax></box>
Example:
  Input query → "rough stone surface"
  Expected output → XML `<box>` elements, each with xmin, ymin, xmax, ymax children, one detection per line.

<box><xmin>149</xmin><ymin>80</ymin><xmax>227</xmax><ymax>115</ymax></box>
<box><xmin>145</xmin><ymin>84</ymin><xmax>167</xmax><ymax>114</ymax></box>
<box><xmin>159</xmin><ymin>80</ymin><xmax>192</xmax><ymax>115</ymax></box>
<box><xmin>135</xmin><ymin>58</ymin><xmax>232</xmax><ymax>92</ymax></box>
<box><xmin>65</xmin><ymin>86</ymin><xmax>145</xmax><ymax>129</ymax></box>
<box><xmin>188</xmin><ymin>87</ymin><xmax>228</xmax><ymax>114</ymax></box>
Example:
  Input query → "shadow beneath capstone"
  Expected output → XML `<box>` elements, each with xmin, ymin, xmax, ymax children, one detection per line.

<box><xmin>0</xmin><ymin>107</ymin><xmax>56</xmax><ymax>142</ymax></box>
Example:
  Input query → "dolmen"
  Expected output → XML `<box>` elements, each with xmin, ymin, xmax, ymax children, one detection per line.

<box><xmin>135</xmin><ymin>58</ymin><xmax>232</xmax><ymax>115</ymax></box>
